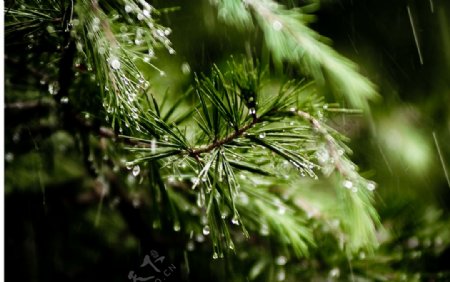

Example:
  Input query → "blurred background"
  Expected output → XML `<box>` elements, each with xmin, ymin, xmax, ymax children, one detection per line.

<box><xmin>4</xmin><ymin>0</ymin><xmax>450</xmax><ymax>281</ymax></box>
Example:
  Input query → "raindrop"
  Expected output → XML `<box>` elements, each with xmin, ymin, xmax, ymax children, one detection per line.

<box><xmin>5</xmin><ymin>152</ymin><xmax>14</xmax><ymax>163</ymax></box>
<box><xmin>239</xmin><ymin>193</ymin><xmax>249</xmax><ymax>205</ymax></box>
<box><xmin>143</xmin><ymin>9</ymin><xmax>151</xmax><ymax>18</ymax></box>
<box><xmin>137</xmin><ymin>13</ymin><xmax>145</xmax><ymax>21</ymax></box>
<box><xmin>249</xmin><ymin>108</ymin><xmax>256</xmax><ymax>115</ymax></box>
<box><xmin>407</xmin><ymin>237</ymin><xmax>419</xmax><ymax>249</ymax></box>
<box><xmin>187</xmin><ymin>240</ymin><xmax>195</xmax><ymax>251</ymax></box>
<box><xmin>60</xmin><ymin>96</ymin><xmax>69</xmax><ymax>104</ymax></box>
<box><xmin>168</xmin><ymin>48</ymin><xmax>176</xmax><ymax>55</ymax></box>
<box><xmin>98</xmin><ymin>47</ymin><xmax>106</xmax><ymax>55</ymax></box>
<box><xmin>202</xmin><ymin>225</ymin><xmax>210</xmax><ymax>236</ymax></box>
<box><xmin>151</xmin><ymin>138</ymin><xmax>157</xmax><ymax>153</ymax></box>
<box><xmin>164</xmin><ymin>28</ymin><xmax>172</xmax><ymax>35</ymax></box>
<box><xmin>277</xmin><ymin>205</ymin><xmax>286</xmax><ymax>215</ymax></box>
<box><xmin>195</xmin><ymin>233</ymin><xmax>205</xmax><ymax>242</ymax></box>
<box><xmin>212</xmin><ymin>252</ymin><xmax>218</xmax><ymax>259</ymax></box>
<box><xmin>181</xmin><ymin>62</ymin><xmax>191</xmax><ymax>75</ymax></box>
<box><xmin>276</xmin><ymin>269</ymin><xmax>286</xmax><ymax>281</ymax></box>
<box><xmin>48</xmin><ymin>82</ymin><xmax>59</xmax><ymax>95</ymax></box>
<box><xmin>46</xmin><ymin>25</ymin><xmax>55</xmax><ymax>34</ymax></box>
<box><xmin>260</xmin><ymin>224</ymin><xmax>269</xmax><ymax>236</ymax></box>
<box><xmin>275</xmin><ymin>256</ymin><xmax>287</xmax><ymax>265</ymax></box>
<box><xmin>259</xmin><ymin>132</ymin><xmax>266</xmax><ymax>139</ymax></box>
<box><xmin>156</xmin><ymin>29</ymin><xmax>165</xmax><ymax>37</ymax></box>
<box><xmin>359</xmin><ymin>251</ymin><xmax>366</xmax><ymax>259</ymax></box>
<box><xmin>160</xmin><ymin>71</ymin><xmax>166</xmax><ymax>76</ymax></box>
<box><xmin>329</xmin><ymin>267</ymin><xmax>340</xmax><ymax>278</ymax></box>
<box><xmin>132</xmin><ymin>165</ymin><xmax>140</xmax><ymax>176</ymax></box>
<box><xmin>367</xmin><ymin>181</ymin><xmax>376</xmax><ymax>191</ymax></box>
<box><xmin>289</xmin><ymin>107</ymin><xmax>297</xmax><ymax>112</ymax></box>
<box><xmin>135</xmin><ymin>38</ymin><xmax>143</xmax><ymax>45</ymax></box>
<box><xmin>272</xmin><ymin>20</ymin><xmax>283</xmax><ymax>31</ymax></box>
<box><xmin>109</xmin><ymin>57</ymin><xmax>121</xmax><ymax>70</ymax></box>
<box><xmin>132</xmin><ymin>198</ymin><xmax>140</xmax><ymax>208</ymax></box>
<box><xmin>173</xmin><ymin>222</ymin><xmax>181</xmax><ymax>232</ymax></box>
<box><xmin>343</xmin><ymin>180</ymin><xmax>353</xmax><ymax>189</ymax></box>
<box><xmin>231</xmin><ymin>215</ymin><xmax>240</xmax><ymax>225</ymax></box>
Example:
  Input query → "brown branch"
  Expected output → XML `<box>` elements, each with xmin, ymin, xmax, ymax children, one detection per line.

<box><xmin>189</xmin><ymin>117</ymin><xmax>260</xmax><ymax>157</ymax></box>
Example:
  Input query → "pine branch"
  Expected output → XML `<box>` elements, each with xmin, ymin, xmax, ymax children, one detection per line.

<box><xmin>189</xmin><ymin>116</ymin><xmax>259</xmax><ymax>156</ymax></box>
<box><xmin>213</xmin><ymin>0</ymin><xmax>378</xmax><ymax>110</ymax></box>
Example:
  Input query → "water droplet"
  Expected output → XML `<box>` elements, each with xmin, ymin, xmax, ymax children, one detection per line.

<box><xmin>343</xmin><ymin>180</ymin><xmax>353</xmax><ymax>189</ymax></box>
<box><xmin>181</xmin><ymin>62</ymin><xmax>191</xmax><ymax>75</ymax></box>
<box><xmin>249</xmin><ymin>108</ymin><xmax>256</xmax><ymax>115</ymax></box>
<box><xmin>275</xmin><ymin>256</ymin><xmax>287</xmax><ymax>265</ymax></box>
<box><xmin>239</xmin><ymin>193</ymin><xmax>249</xmax><ymax>204</ymax></box>
<box><xmin>272</xmin><ymin>20</ymin><xmax>283</xmax><ymax>31</ymax></box>
<box><xmin>289</xmin><ymin>107</ymin><xmax>297</xmax><ymax>112</ymax></box>
<box><xmin>259</xmin><ymin>132</ymin><xmax>266</xmax><ymax>139</ymax></box>
<box><xmin>276</xmin><ymin>269</ymin><xmax>286</xmax><ymax>281</ymax></box>
<box><xmin>231</xmin><ymin>215</ymin><xmax>239</xmax><ymax>225</ymax></box>
<box><xmin>151</xmin><ymin>138</ymin><xmax>157</xmax><ymax>153</ymax></box>
<box><xmin>5</xmin><ymin>152</ymin><xmax>14</xmax><ymax>163</ymax></box>
<box><xmin>98</xmin><ymin>46</ymin><xmax>106</xmax><ymax>55</ymax></box>
<box><xmin>132</xmin><ymin>165</ymin><xmax>140</xmax><ymax>176</ymax></box>
<box><xmin>60</xmin><ymin>96</ymin><xmax>69</xmax><ymax>104</ymax></box>
<box><xmin>109</xmin><ymin>57</ymin><xmax>121</xmax><ymax>70</ymax></box>
<box><xmin>173</xmin><ymin>222</ymin><xmax>181</xmax><ymax>232</ymax></box>
<box><xmin>329</xmin><ymin>267</ymin><xmax>340</xmax><ymax>278</ymax></box>
<box><xmin>168</xmin><ymin>48</ymin><xmax>176</xmax><ymax>55</ymax></box>
<box><xmin>160</xmin><ymin>71</ymin><xmax>166</xmax><ymax>76</ymax></box>
<box><xmin>212</xmin><ymin>252</ymin><xmax>218</xmax><ymax>259</ymax></box>
<box><xmin>48</xmin><ymin>82</ymin><xmax>59</xmax><ymax>95</ymax></box>
<box><xmin>278</xmin><ymin>205</ymin><xmax>286</xmax><ymax>214</ymax></box>
<box><xmin>137</xmin><ymin>13</ymin><xmax>145</xmax><ymax>21</ymax></box>
<box><xmin>164</xmin><ymin>28</ymin><xmax>171</xmax><ymax>35</ymax></box>
<box><xmin>195</xmin><ymin>233</ymin><xmax>205</xmax><ymax>242</ymax></box>
<box><xmin>367</xmin><ymin>181</ymin><xmax>376</xmax><ymax>191</ymax></box>
<box><xmin>229</xmin><ymin>241</ymin><xmax>235</xmax><ymax>250</ymax></box>
<box><xmin>143</xmin><ymin>9</ymin><xmax>151</xmax><ymax>18</ymax></box>
<box><xmin>187</xmin><ymin>240</ymin><xmax>195</xmax><ymax>251</ymax></box>
<box><xmin>202</xmin><ymin>225</ymin><xmax>210</xmax><ymax>236</ymax></box>
<box><xmin>407</xmin><ymin>237</ymin><xmax>419</xmax><ymax>248</ymax></box>
<box><xmin>168</xmin><ymin>176</ymin><xmax>176</xmax><ymax>183</ymax></box>
<box><xmin>260</xmin><ymin>223</ymin><xmax>269</xmax><ymax>236</ymax></box>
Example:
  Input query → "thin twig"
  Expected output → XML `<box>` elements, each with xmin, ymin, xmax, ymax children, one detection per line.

<box><xmin>189</xmin><ymin>117</ymin><xmax>260</xmax><ymax>156</ymax></box>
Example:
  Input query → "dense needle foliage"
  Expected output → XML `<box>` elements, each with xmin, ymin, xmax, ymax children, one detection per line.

<box><xmin>4</xmin><ymin>0</ymin><xmax>450</xmax><ymax>281</ymax></box>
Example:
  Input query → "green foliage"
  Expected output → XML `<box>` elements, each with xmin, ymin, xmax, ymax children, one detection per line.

<box><xmin>214</xmin><ymin>0</ymin><xmax>378</xmax><ymax>110</ymax></box>
<box><xmin>6</xmin><ymin>0</ymin><xmax>450</xmax><ymax>281</ymax></box>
